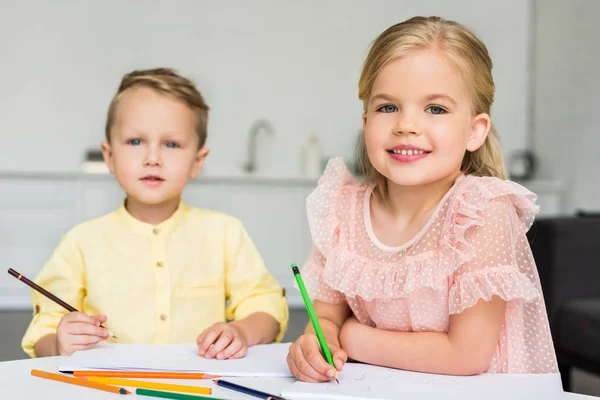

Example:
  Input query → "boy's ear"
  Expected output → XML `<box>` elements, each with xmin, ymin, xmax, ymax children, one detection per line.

<box><xmin>101</xmin><ymin>141</ymin><xmax>116</xmax><ymax>174</ymax></box>
<box><xmin>190</xmin><ymin>147</ymin><xmax>210</xmax><ymax>179</ymax></box>
<box><xmin>466</xmin><ymin>113</ymin><xmax>491</xmax><ymax>152</ymax></box>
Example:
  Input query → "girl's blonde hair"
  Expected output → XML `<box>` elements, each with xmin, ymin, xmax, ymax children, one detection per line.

<box><xmin>358</xmin><ymin>16</ymin><xmax>507</xmax><ymax>199</ymax></box>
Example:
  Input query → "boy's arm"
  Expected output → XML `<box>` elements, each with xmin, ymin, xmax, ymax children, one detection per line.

<box><xmin>34</xmin><ymin>334</ymin><xmax>59</xmax><ymax>357</ymax></box>
<box><xmin>22</xmin><ymin>232</ymin><xmax>85</xmax><ymax>358</ymax></box>
<box><xmin>224</xmin><ymin>217</ymin><xmax>288</xmax><ymax>344</ymax></box>
<box><xmin>228</xmin><ymin>312</ymin><xmax>279</xmax><ymax>347</ymax></box>
<box><xmin>339</xmin><ymin>296</ymin><xmax>506</xmax><ymax>375</ymax></box>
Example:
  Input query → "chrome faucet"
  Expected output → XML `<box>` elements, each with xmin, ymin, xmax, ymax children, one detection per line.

<box><xmin>243</xmin><ymin>118</ymin><xmax>275</xmax><ymax>173</ymax></box>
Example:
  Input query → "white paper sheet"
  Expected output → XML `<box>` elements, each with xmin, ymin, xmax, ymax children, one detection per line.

<box><xmin>58</xmin><ymin>342</ymin><xmax>293</xmax><ymax>378</ymax></box>
<box><xmin>281</xmin><ymin>363</ymin><xmax>564</xmax><ymax>400</ymax></box>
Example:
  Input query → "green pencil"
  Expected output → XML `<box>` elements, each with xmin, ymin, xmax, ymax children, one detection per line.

<box><xmin>136</xmin><ymin>388</ymin><xmax>226</xmax><ymax>400</ymax></box>
<box><xmin>291</xmin><ymin>264</ymin><xmax>339</xmax><ymax>384</ymax></box>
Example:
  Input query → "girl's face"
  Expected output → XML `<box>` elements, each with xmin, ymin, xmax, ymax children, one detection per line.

<box><xmin>363</xmin><ymin>48</ymin><xmax>490</xmax><ymax>188</ymax></box>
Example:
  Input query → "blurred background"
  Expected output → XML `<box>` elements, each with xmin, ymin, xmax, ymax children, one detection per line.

<box><xmin>0</xmin><ymin>0</ymin><xmax>598</xmax><ymax>396</ymax></box>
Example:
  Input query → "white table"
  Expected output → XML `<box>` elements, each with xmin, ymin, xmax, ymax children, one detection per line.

<box><xmin>0</xmin><ymin>356</ymin><xmax>597</xmax><ymax>400</ymax></box>
<box><xmin>0</xmin><ymin>356</ymin><xmax>294</xmax><ymax>400</ymax></box>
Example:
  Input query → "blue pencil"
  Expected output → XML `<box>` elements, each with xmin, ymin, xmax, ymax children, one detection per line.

<box><xmin>213</xmin><ymin>379</ymin><xmax>287</xmax><ymax>400</ymax></box>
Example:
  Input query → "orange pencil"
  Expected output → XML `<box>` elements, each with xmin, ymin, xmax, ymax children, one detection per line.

<box><xmin>31</xmin><ymin>369</ymin><xmax>131</xmax><ymax>395</ymax></box>
<box><xmin>73</xmin><ymin>370</ymin><xmax>219</xmax><ymax>380</ymax></box>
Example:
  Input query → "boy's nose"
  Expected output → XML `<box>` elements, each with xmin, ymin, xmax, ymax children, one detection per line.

<box><xmin>144</xmin><ymin>147</ymin><xmax>162</xmax><ymax>166</ymax></box>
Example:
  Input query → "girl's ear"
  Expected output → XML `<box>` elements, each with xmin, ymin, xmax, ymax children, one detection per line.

<box><xmin>467</xmin><ymin>113</ymin><xmax>491</xmax><ymax>152</ymax></box>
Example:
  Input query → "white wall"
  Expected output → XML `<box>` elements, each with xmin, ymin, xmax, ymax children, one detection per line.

<box><xmin>533</xmin><ymin>0</ymin><xmax>600</xmax><ymax>213</ymax></box>
<box><xmin>0</xmin><ymin>0</ymin><xmax>530</xmax><ymax>178</ymax></box>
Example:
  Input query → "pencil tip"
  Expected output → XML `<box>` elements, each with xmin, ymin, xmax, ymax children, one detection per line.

<box><xmin>336</xmin><ymin>378</ymin><xmax>340</xmax><ymax>384</ymax></box>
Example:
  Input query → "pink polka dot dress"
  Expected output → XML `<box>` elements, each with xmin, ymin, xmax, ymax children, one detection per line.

<box><xmin>302</xmin><ymin>158</ymin><xmax>558</xmax><ymax>374</ymax></box>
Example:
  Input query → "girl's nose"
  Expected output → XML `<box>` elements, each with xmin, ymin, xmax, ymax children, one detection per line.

<box><xmin>393</xmin><ymin>110</ymin><xmax>420</xmax><ymax>136</ymax></box>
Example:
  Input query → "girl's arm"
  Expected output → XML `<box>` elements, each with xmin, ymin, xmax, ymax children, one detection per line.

<box><xmin>305</xmin><ymin>299</ymin><xmax>352</xmax><ymax>342</ymax></box>
<box><xmin>339</xmin><ymin>296</ymin><xmax>506</xmax><ymax>375</ymax></box>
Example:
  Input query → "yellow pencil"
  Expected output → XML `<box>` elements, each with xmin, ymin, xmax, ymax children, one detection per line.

<box><xmin>86</xmin><ymin>377</ymin><xmax>212</xmax><ymax>396</ymax></box>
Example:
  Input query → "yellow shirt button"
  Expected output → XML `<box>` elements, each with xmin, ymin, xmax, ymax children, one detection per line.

<box><xmin>152</xmin><ymin>228</ymin><xmax>160</xmax><ymax>235</ymax></box>
<box><xmin>160</xmin><ymin>313</ymin><xmax>167</xmax><ymax>321</ymax></box>
<box><xmin>156</xmin><ymin>261</ymin><xmax>164</xmax><ymax>268</ymax></box>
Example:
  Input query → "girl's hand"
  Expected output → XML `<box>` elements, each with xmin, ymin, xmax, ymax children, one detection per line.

<box><xmin>196</xmin><ymin>322</ymin><xmax>248</xmax><ymax>360</ymax></box>
<box><xmin>287</xmin><ymin>332</ymin><xmax>347</xmax><ymax>383</ymax></box>
<box><xmin>56</xmin><ymin>312</ymin><xmax>109</xmax><ymax>356</ymax></box>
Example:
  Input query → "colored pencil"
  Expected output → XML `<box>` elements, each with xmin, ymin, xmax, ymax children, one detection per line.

<box><xmin>8</xmin><ymin>268</ymin><xmax>116</xmax><ymax>338</ymax></box>
<box><xmin>136</xmin><ymin>388</ymin><xmax>226</xmax><ymax>400</ymax></box>
<box><xmin>87</xmin><ymin>377</ymin><xmax>212</xmax><ymax>395</ymax></box>
<box><xmin>31</xmin><ymin>369</ymin><xmax>130</xmax><ymax>395</ymax></box>
<box><xmin>291</xmin><ymin>264</ymin><xmax>339</xmax><ymax>383</ymax></box>
<box><xmin>74</xmin><ymin>370</ymin><xmax>218</xmax><ymax>379</ymax></box>
<box><xmin>213</xmin><ymin>379</ymin><xmax>287</xmax><ymax>400</ymax></box>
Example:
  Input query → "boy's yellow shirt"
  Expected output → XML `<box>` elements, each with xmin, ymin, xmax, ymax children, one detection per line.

<box><xmin>21</xmin><ymin>201</ymin><xmax>288</xmax><ymax>357</ymax></box>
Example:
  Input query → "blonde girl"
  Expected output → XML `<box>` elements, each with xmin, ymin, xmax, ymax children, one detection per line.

<box><xmin>286</xmin><ymin>16</ymin><xmax>557</xmax><ymax>380</ymax></box>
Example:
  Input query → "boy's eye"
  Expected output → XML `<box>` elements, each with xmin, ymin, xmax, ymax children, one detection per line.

<box><xmin>128</xmin><ymin>139</ymin><xmax>141</xmax><ymax>146</ymax></box>
<box><xmin>377</xmin><ymin>104</ymin><xmax>398</xmax><ymax>113</ymax></box>
<box><xmin>165</xmin><ymin>142</ymin><xmax>179</xmax><ymax>149</ymax></box>
<box><xmin>426</xmin><ymin>106</ymin><xmax>446</xmax><ymax>115</ymax></box>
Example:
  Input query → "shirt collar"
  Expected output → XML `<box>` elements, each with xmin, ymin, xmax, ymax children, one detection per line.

<box><xmin>117</xmin><ymin>199</ymin><xmax>189</xmax><ymax>237</ymax></box>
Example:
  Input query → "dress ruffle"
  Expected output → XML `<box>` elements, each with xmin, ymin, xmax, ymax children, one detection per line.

<box><xmin>304</xmin><ymin>158</ymin><xmax>541</xmax><ymax>301</ymax></box>
<box><xmin>306</xmin><ymin>157</ymin><xmax>356</xmax><ymax>255</ymax></box>
<box><xmin>448</xmin><ymin>265</ymin><xmax>541</xmax><ymax>314</ymax></box>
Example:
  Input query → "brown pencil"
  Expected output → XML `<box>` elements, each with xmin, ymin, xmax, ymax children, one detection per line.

<box><xmin>31</xmin><ymin>369</ymin><xmax>131</xmax><ymax>395</ymax></box>
<box><xmin>8</xmin><ymin>268</ymin><xmax>116</xmax><ymax>338</ymax></box>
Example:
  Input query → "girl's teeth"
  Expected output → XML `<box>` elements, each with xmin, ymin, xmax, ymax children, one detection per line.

<box><xmin>392</xmin><ymin>149</ymin><xmax>426</xmax><ymax>155</ymax></box>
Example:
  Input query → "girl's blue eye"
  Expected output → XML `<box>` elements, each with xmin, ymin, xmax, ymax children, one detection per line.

<box><xmin>128</xmin><ymin>139</ymin><xmax>141</xmax><ymax>146</ymax></box>
<box><xmin>378</xmin><ymin>104</ymin><xmax>398</xmax><ymax>113</ymax></box>
<box><xmin>165</xmin><ymin>142</ymin><xmax>179</xmax><ymax>149</ymax></box>
<box><xmin>427</xmin><ymin>106</ymin><xmax>446</xmax><ymax>115</ymax></box>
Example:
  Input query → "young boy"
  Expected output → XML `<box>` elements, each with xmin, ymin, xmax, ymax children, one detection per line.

<box><xmin>21</xmin><ymin>68</ymin><xmax>288</xmax><ymax>359</ymax></box>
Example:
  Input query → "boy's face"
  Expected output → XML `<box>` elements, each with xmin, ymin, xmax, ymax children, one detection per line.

<box><xmin>101</xmin><ymin>87</ymin><xmax>208</xmax><ymax>206</ymax></box>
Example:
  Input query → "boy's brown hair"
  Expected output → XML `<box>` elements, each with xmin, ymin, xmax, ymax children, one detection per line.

<box><xmin>105</xmin><ymin>68</ymin><xmax>209</xmax><ymax>148</ymax></box>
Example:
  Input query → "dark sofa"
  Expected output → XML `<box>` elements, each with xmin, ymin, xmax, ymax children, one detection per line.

<box><xmin>528</xmin><ymin>214</ymin><xmax>600</xmax><ymax>391</ymax></box>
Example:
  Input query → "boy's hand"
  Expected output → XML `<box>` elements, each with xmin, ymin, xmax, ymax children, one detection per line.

<box><xmin>196</xmin><ymin>322</ymin><xmax>248</xmax><ymax>360</ymax></box>
<box><xmin>287</xmin><ymin>332</ymin><xmax>347</xmax><ymax>383</ymax></box>
<box><xmin>56</xmin><ymin>312</ymin><xmax>109</xmax><ymax>356</ymax></box>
